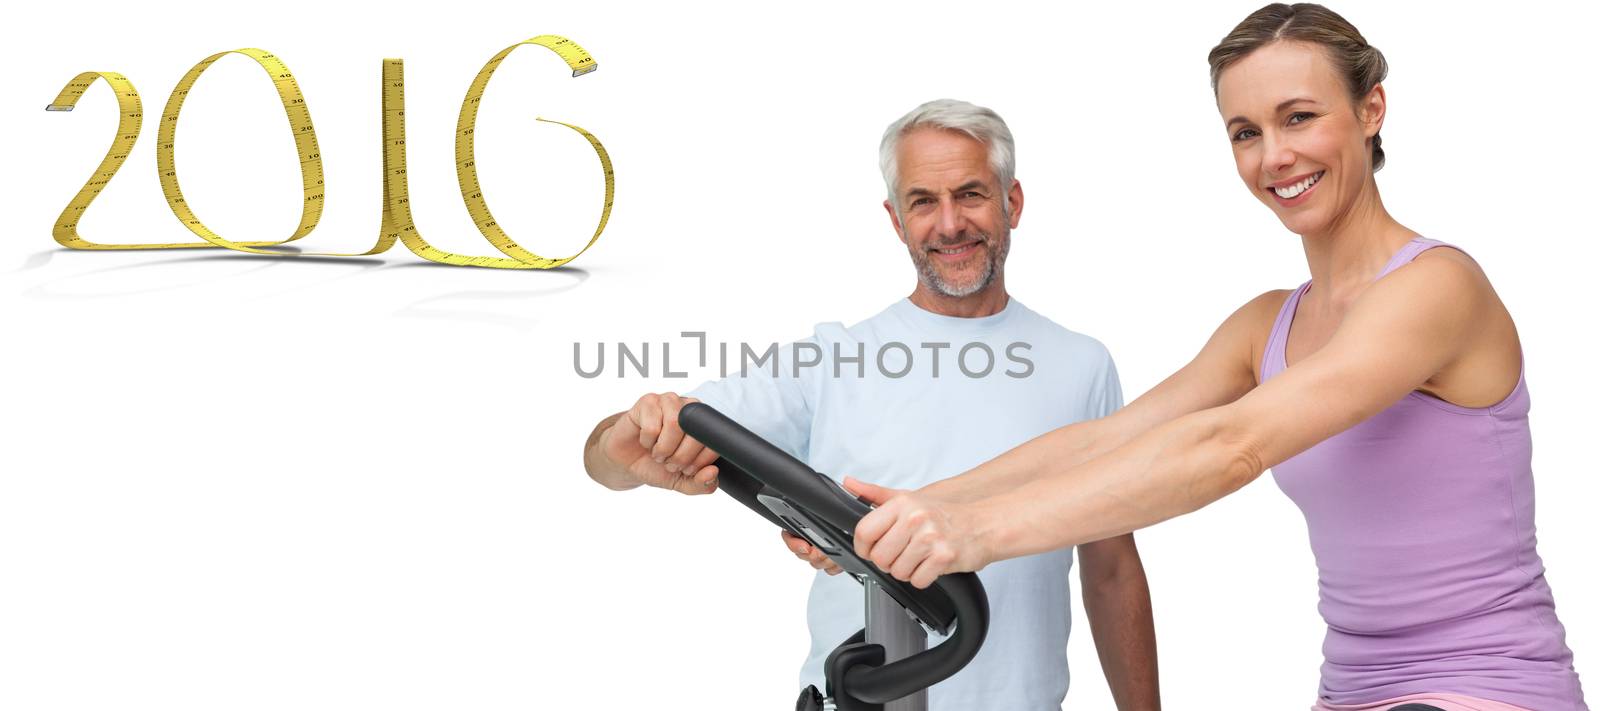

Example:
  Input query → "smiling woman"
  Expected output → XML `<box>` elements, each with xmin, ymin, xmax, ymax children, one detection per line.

<box><xmin>1210</xmin><ymin>4</ymin><xmax>1392</xmax><ymax>240</ymax></box>
<box><xmin>1209</xmin><ymin>3</ymin><xmax>1388</xmax><ymax>169</ymax></box>
<box><xmin>834</xmin><ymin>4</ymin><xmax>1589</xmax><ymax>711</ymax></box>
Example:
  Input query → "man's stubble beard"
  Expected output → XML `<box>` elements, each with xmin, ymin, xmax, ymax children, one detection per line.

<box><xmin>910</xmin><ymin>226</ymin><xmax>1011</xmax><ymax>298</ymax></box>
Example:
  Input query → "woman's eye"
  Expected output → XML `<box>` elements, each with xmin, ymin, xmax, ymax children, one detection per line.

<box><xmin>1288</xmin><ymin>111</ymin><xmax>1316</xmax><ymax>125</ymax></box>
<box><xmin>1231</xmin><ymin>128</ymin><xmax>1259</xmax><ymax>142</ymax></box>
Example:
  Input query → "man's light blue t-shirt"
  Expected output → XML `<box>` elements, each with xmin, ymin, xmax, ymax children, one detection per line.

<box><xmin>686</xmin><ymin>296</ymin><xmax>1121</xmax><ymax>710</ymax></box>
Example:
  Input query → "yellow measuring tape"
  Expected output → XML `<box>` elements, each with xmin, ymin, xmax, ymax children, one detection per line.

<box><xmin>46</xmin><ymin>35</ymin><xmax>613</xmax><ymax>269</ymax></box>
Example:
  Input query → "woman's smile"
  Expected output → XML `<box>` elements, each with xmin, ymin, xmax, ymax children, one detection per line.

<box><xmin>1267</xmin><ymin>169</ymin><xmax>1326</xmax><ymax>207</ymax></box>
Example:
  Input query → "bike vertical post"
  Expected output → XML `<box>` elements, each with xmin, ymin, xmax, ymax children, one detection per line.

<box><xmin>865</xmin><ymin>581</ymin><xmax>928</xmax><ymax>711</ymax></box>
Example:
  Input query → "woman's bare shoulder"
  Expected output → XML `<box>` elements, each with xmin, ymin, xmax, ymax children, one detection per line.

<box><xmin>1232</xmin><ymin>288</ymin><xmax>1297</xmax><ymax>336</ymax></box>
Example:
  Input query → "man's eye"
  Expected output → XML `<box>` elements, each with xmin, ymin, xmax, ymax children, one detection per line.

<box><xmin>911</xmin><ymin>197</ymin><xmax>933</xmax><ymax>207</ymax></box>
<box><xmin>1231</xmin><ymin>127</ymin><xmax>1259</xmax><ymax>142</ymax></box>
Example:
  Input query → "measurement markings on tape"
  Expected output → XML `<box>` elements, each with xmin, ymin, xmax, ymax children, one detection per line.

<box><xmin>46</xmin><ymin>35</ymin><xmax>613</xmax><ymax>269</ymax></box>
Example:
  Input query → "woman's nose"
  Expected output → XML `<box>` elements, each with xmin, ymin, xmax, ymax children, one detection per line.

<box><xmin>1263</xmin><ymin>132</ymin><xmax>1297</xmax><ymax>175</ymax></box>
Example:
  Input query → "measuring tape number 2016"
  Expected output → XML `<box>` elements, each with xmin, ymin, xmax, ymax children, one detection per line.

<box><xmin>46</xmin><ymin>34</ymin><xmax>613</xmax><ymax>270</ymax></box>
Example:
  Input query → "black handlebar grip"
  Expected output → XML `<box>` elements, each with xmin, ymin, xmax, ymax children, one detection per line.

<box><xmin>709</xmin><ymin>457</ymin><xmax>788</xmax><ymax>531</ymax></box>
<box><xmin>678</xmin><ymin>401</ymin><xmax>991</xmax><ymax>700</ymax></box>
<box><xmin>678</xmin><ymin>402</ymin><xmax>869</xmax><ymax>533</ymax></box>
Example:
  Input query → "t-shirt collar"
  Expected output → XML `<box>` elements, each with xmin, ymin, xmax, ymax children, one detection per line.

<box><xmin>891</xmin><ymin>295</ymin><xmax>1019</xmax><ymax>332</ymax></box>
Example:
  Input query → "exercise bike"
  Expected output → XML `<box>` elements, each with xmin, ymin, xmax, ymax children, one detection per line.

<box><xmin>678</xmin><ymin>402</ymin><xmax>990</xmax><ymax>711</ymax></box>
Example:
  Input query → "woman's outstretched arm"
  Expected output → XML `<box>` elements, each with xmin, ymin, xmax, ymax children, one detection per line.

<box><xmin>852</xmin><ymin>250</ymin><xmax>1492</xmax><ymax>588</ymax></box>
<box><xmin>919</xmin><ymin>289</ymin><xmax>1282</xmax><ymax>505</ymax></box>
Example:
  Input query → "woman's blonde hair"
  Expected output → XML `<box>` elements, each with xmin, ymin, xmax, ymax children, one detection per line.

<box><xmin>1208</xmin><ymin>3</ymin><xmax>1390</xmax><ymax>170</ymax></box>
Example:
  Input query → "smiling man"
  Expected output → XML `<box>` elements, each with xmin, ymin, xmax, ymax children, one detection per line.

<box><xmin>581</xmin><ymin>99</ymin><xmax>1160</xmax><ymax>709</ymax></box>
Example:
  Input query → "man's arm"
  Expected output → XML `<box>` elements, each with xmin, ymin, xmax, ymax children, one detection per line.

<box><xmin>583</xmin><ymin>335</ymin><xmax>824</xmax><ymax>496</ymax></box>
<box><xmin>584</xmin><ymin>412</ymin><xmax>636</xmax><ymax>491</ymax></box>
<box><xmin>1078</xmin><ymin>534</ymin><xmax>1159</xmax><ymax>710</ymax></box>
<box><xmin>582</xmin><ymin>393</ymin><xmax>724</xmax><ymax>495</ymax></box>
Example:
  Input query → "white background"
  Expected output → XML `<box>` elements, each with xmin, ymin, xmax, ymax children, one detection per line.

<box><xmin>1</xmin><ymin>1</ymin><xmax>1595</xmax><ymax>708</ymax></box>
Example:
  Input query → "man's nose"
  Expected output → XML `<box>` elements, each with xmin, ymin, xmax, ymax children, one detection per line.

<box><xmin>936</xmin><ymin>197</ymin><xmax>964</xmax><ymax>236</ymax></box>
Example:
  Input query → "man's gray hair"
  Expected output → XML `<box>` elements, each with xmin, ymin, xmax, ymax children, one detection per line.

<box><xmin>879</xmin><ymin>99</ymin><xmax>1016</xmax><ymax>214</ymax></box>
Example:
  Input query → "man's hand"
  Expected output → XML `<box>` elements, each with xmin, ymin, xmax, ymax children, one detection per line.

<box><xmin>596</xmin><ymin>392</ymin><xmax>723</xmax><ymax>494</ymax></box>
<box><xmin>781</xmin><ymin>531</ymin><xmax>842</xmax><ymax>575</ymax></box>
<box><xmin>846</xmin><ymin>477</ymin><xmax>995</xmax><ymax>589</ymax></box>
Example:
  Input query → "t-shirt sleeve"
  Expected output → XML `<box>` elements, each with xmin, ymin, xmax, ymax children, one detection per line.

<box><xmin>1092</xmin><ymin>343</ymin><xmax>1124</xmax><ymax>419</ymax></box>
<box><xmin>681</xmin><ymin>336</ymin><xmax>819</xmax><ymax>463</ymax></box>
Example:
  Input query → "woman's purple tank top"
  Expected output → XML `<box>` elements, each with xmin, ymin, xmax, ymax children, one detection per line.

<box><xmin>1260</xmin><ymin>237</ymin><xmax>1586</xmax><ymax>709</ymax></box>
